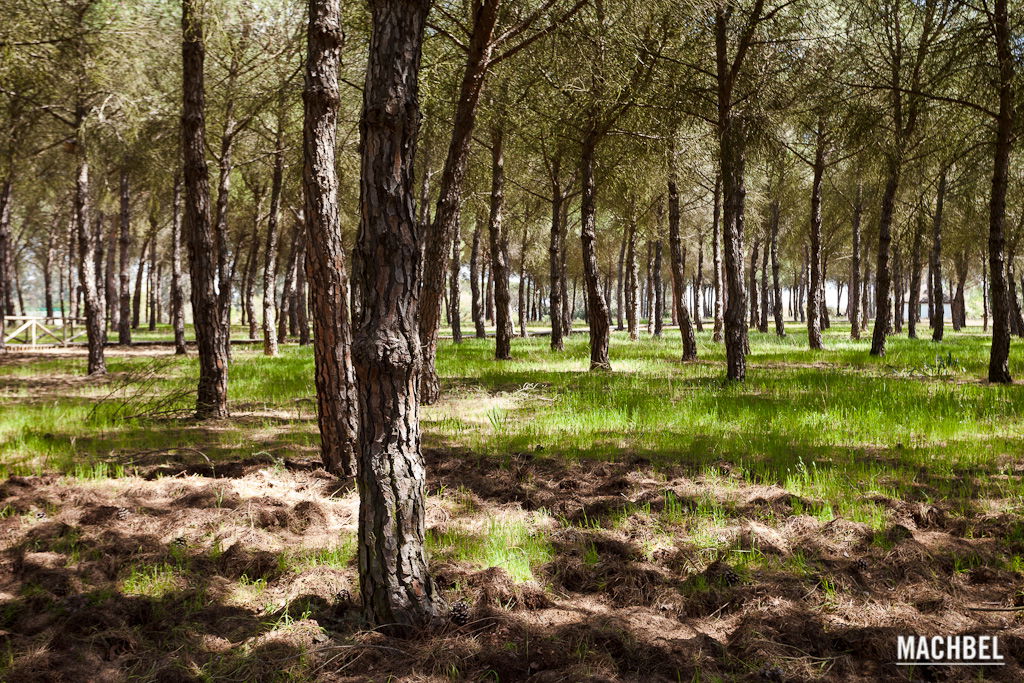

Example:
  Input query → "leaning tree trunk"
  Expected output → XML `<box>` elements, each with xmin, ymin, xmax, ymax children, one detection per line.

<box><xmin>182</xmin><ymin>0</ymin><xmax>228</xmax><ymax>418</ymax></box>
<box><xmin>908</xmin><ymin>214</ymin><xmax>924</xmax><ymax>338</ymax></box>
<box><xmin>170</xmin><ymin>176</ymin><xmax>187</xmax><ymax>355</ymax></box>
<box><xmin>488</xmin><ymin>124</ymin><xmax>513</xmax><ymax>360</ymax></box>
<box><xmin>769</xmin><ymin>198</ymin><xmax>784</xmax><ymax>336</ymax></box>
<box><xmin>870</xmin><ymin>160</ymin><xmax>900</xmax><ymax>356</ymax></box>
<box><xmin>418</xmin><ymin>0</ymin><xmax>500</xmax><ymax>405</ymax></box>
<box><xmin>807</xmin><ymin>138</ymin><xmax>825</xmax><ymax>350</ymax></box>
<box><xmin>987</xmin><ymin>0</ymin><xmax>1013</xmax><ymax>383</ymax></box>
<box><xmin>118</xmin><ymin>169</ymin><xmax>132</xmax><ymax>344</ymax></box>
<box><xmin>580</xmin><ymin>131</ymin><xmax>611</xmax><ymax>370</ymax></box>
<box><xmin>668</xmin><ymin>146</ymin><xmax>696</xmax><ymax>360</ymax></box>
<box><xmin>304</xmin><ymin>0</ymin><xmax>359</xmax><ymax>476</ymax></box>
<box><xmin>74</xmin><ymin>130</ymin><xmax>106</xmax><ymax>375</ymax></box>
<box><xmin>931</xmin><ymin>171</ymin><xmax>946</xmax><ymax>342</ymax></box>
<box><xmin>353</xmin><ymin>0</ymin><xmax>438</xmax><ymax>632</ymax></box>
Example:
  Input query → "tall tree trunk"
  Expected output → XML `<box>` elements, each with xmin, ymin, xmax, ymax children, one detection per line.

<box><xmin>419</xmin><ymin>0</ymin><xmax>500</xmax><ymax>405</ymax></box>
<box><xmin>170</xmin><ymin>176</ymin><xmax>187</xmax><ymax>355</ymax></box>
<box><xmin>182</xmin><ymin>0</ymin><xmax>228</xmax><ymax>418</ymax></box>
<box><xmin>278</xmin><ymin>222</ymin><xmax>298</xmax><ymax>342</ymax></box>
<box><xmin>644</xmin><ymin>241</ymin><xmax>654</xmax><ymax>334</ymax></box>
<box><xmin>485</xmin><ymin>261</ymin><xmax>493</xmax><ymax>322</ymax></box>
<box><xmin>849</xmin><ymin>187</ymin><xmax>861</xmax><ymax>339</ymax></box>
<box><xmin>147</xmin><ymin>229</ymin><xmax>157</xmax><ymax>331</ymax></box>
<box><xmin>615</xmin><ymin>223</ymin><xmax>626</xmax><ymax>331</ymax></box>
<box><xmin>625</xmin><ymin>223</ymin><xmax>638</xmax><ymax>341</ymax></box>
<box><xmin>470</xmin><ymin>216</ymin><xmax>485</xmax><ymax>338</ymax></box>
<box><xmin>893</xmin><ymin>249</ymin><xmax>904</xmax><ymax>333</ymax></box>
<box><xmin>488</xmin><ymin>124</ymin><xmax>512</xmax><ymax>360</ymax></box>
<box><xmin>263</xmin><ymin>132</ymin><xmax>285</xmax><ymax>356</ymax></box>
<box><xmin>953</xmin><ymin>252</ymin><xmax>967</xmax><ymax>331</ymax></box>
<box><xmin>983</xmin><ymin>255</ymin><xmax>989</xmax><ymax>332</ymax></box>
<box><xmin>653</xmin><ymin>240</ymin><xmax>664</xmax><ymax>337</ymax></box>
<box><xmin>711</xmin><ymin>173</ymin><xmax>723</xmax><ymax>343</ymax></box>
<box><xmin>118</xmin><ymin>169</ymin><xmax>132</xmax><ymax>344</ymax></box>
<box><xmin>987</xmin><ymin>0</ymin><xmax>1013</xmax><ymax>383</ymax></box>
<box><xmin>0</xmin><ymin>176</ymin><xmax>9</xmax><ymax>349</ymax></box>
<box><xmin>105</xmin><ymin>218</ymin><xmax>118</xmax><ymax>332</ymax></box>
<box><xmin>870</xmin><ymin>161</ymin><xmax>900</xmax><ymax>356</ymax></box>
<box><xmin>244</xmin><ymin>186</ymin><xmax>263</xmax><ymax>341</ymax></box>
<box><xmin>132</xmin><ymin>229</ymin><xmax>152</xmax><ymax>330</ymax></box>
<box><xmin>518</xmin><ymin>228</ymin><xmax>528</xmax><ymax>337</ymax></box>
<box><xmin>694</xmin><ymin>230</ymin><xmax>704</xmax><ymax>332</ymax></box>
<box><xmin>807</xmin><ymin>135</ymin><xmax>825</xmax><ymax>349</ymax></box>
<box><xmin>908</xmin><ymin>214</ymin><xmax>924</xmax><ymax>338</ymax></box>
<box><xmin>759</xmin><ymin>229</ymin><xmax>769</xmax><ymax>333</ymax></box>
<box><xmin>580</xmin><ymin>131</ymin><xmax>611</xmax><ymax>370</ymax></box>
<box><xmin>43</xmin><ymin>231</ymin><xmax>55</xmax><ymax>320</ymax></box>
<box><xmin>769</xmin><ymin>198</ymin><xmax>784</xmax><ymax>336</ymax></box>
<box><xmin>74</xmin><ymin>126</ymin><xmax>105</xmax><ymax>375</ymax></box>
<box><xmin>304</xmin><ymin>0</ymin><xmax>361</xmax><ymax>476</ymax></box>
<box><xmin>449</xmin><ymin>225</ymin><xmax>462</xmax><ymax>343</ymax></box>
<box><xmin>748</xmin><ymin>238</ymin><xmax>759</xmax><ymax>329</ymax></box>
<box><xmin>354</xmin><ymin>0</ymin><xmax>437</xmax><ymax>631</ymax></box>
<box><xmin>668</xmin><ymin>151</ymin><xmax>697</xmax><ymax>361</ymax></box>
<box><xmin>295</xmin><ymin>233</ymin><xmax>310</xmax><ymax>345</ymax></box>
<box><xmin>931</xmin><ymin>171</ymin><xmax>946</xmax><ymax>342</ymax></box>
<box><xmin>549</xmin><ymin>163</ymin><xmax>565</xmax><ymax>348</ymax></box>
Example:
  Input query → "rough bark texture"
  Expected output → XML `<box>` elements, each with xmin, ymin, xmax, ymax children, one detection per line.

<box><xmin>930</xmin><ymin>172</ymin><xmax>946</xmax><ymax>342</ymax></box>
<box><xmin>849</xmin><ymin>186</ymin><xmax>862</xmax><ymax>338</ymax></box>
<box><xmin>470</xmin><ymin>218</ymin><xmax>485</xmax><ymax>338</ymax></box>
<box><xmin>870</xmin><ymin>162</ymin><xmax>900</xmax><ymax>356</ymax></box>
<box><xmin>653</xmin><ymin>240</ymin><xmax>663</xmax><ymax>337</ymax></box>
<box><xmin>419</xmin><ymin>0</ymin><xmax>500</xmax><ymax>405</ymax></box>
<box><xmin>549</xmin><ymin>162</ymin><xmax>565</xmax><ymax>349</ymax></box>
<box><xmin>668</xmin><ymin>154</ymin><xmax>696</xmax><ymax>361</ymax></box>
<box><xmin>769</xmin><ymin>198</ymin><xmax>784</xmax><ymax>336</ymax></box>
<box><xmin>807</xmin><ymin>139</ymin><xmax>825</xmax><ymax>350</ymax></box>
<box><xmin>905</xmin><ymin>213</ymin><xmax>923</xmax><ymax>338</ymax></box>
<box><xmin>580</xmin><ymin>132</ymin><xmax>611</xmax><ymax>370</ymax></box>
<box><xmin>118</xmin><ymin>170</ymin><xmax>132</xmax><ymax>344</ymax></box>
<box><xmin>488</xmin><ymin>125</ymin><xmax>512</xmax><ymax>360</ymax></box>
<box><xmin>354</xmin><ymin>0</ymin><xmax>438</xmax><ymax>632</ymax></box>
<box><xmin>449</xmin><ymin>224</ymin><xmax>462</xmax><ymax>342</ymax></box>
<box><xmin>304</xmin><ymin>0</ymin><xmax>359</xmax><ymax>476</ymax></box>
<box><xmin>182</xmin><ymin>0</ymin><xmax>228</xmax><ymax>418</ymax></box>
<box><xmin>987</xmin><ymin>0</ymin><xmax>1013</xmax><ymax>383</ymax></box>
<box><xmin>170</xmin><ymin>177</ymin><xmax>187</xmax><ymax>355</ymax></box>
<box><xmin>625</xmin><ymin>223</ymin><xmax>638</xmax><ymax>341</ymax></box>
<box><xmin>74</xmin><ymin>130</ymin><xmax>105</xmax><ymax>376</ymax></box>
<box><xmin>0</xmin><ymin>176</ymin><xmax>8</xmax><ymax>350</ymax></box>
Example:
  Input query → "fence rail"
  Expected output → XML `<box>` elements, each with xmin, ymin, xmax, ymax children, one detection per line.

<box><xmin>2</xmin><ymin>317</ymin><xmax>88</xmax><ymax>347</ymax></box>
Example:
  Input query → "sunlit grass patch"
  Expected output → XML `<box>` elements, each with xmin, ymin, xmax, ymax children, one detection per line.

<box><xmin>121</xmin><ymin>563</ymin><xmax>182</xmax><ymax>598</ymax></box>
<box><xmin>427</xmin><ymin>516</ymin><xmax>553</xmax><ymax>582</ymax></box>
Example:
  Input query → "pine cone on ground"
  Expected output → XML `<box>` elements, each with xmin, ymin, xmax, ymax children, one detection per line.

<box><xmin>115</xmin><ymin>507</ymin><xmax>131</xmax><ymax>521</ymax></box>
<box><xmin>450</xmin><ymin>599</ymin><xmax>470</xmax><ymax>626</ymax></box>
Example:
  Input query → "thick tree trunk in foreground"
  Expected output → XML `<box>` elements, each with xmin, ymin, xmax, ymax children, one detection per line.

<box><xmin>170</xmin><ymin>177</ymin><xmax>187</xmax><ymax>355</ymax></box>
<box><xmin>720</xmin><ymin>133</ymin><xmax>747</xmax><ymax>378</ymax></box>
<box><xmin>930</xmin><ymin>171</ymin><xmax>946</xmax><ymax>342</ymax></box>
<box><xmin>987</xmin><ymin>0</ymin><xmax>1013</xmax><ymax>383</ymax></box>
<box><xmin>74</xmin><ymin>136</ymin><xmax>105</xmax><ymax>375</ymax></box>
<box><xmin>870</xmin><ymin>161</ymin><xmax>900</xmax><ymax>356</ymax></box>
<box><xmin>354</xmin><ymin>0</ymin><xmax>438</xmax><ymax>632</ymax></box>
<box><xmin>580</xmin><ymin>132</ymin><xmax>611</xmax><ymax>370</ymax></box>
<box><xmin>419</xmin><ymin>0</ymin><xmax>500</xmax><ymax>405</ymax></box>
<box><xmin>182</xmin><ymin>0</ymin><xmax>228</xmax><ymax>418</ymax></box>
<box><xmin>488</xmin><ymin>125</ymin><xmax>512</xmax><ymax>360</ymax></box>
<box><xmin>304</xmin><ymin>0</ymin><xmax>359</xmax><ymax>476</ymax></box>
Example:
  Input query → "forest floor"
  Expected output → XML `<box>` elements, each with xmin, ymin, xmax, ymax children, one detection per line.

<box><xmin>1</xmin><ymin>323</ymin><xmax>1024</xmax><ymax>681</ymax></box>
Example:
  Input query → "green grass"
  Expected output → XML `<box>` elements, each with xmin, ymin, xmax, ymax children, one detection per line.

<box><xmin>2</xmin><ymin>320</ymin><xmax>1023</xmax><ymax>554</ymax></box>
<box><xmin>427</xmin><ymin>516</ymin><xmax>554</xmax><ymax>582</ymax></box>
